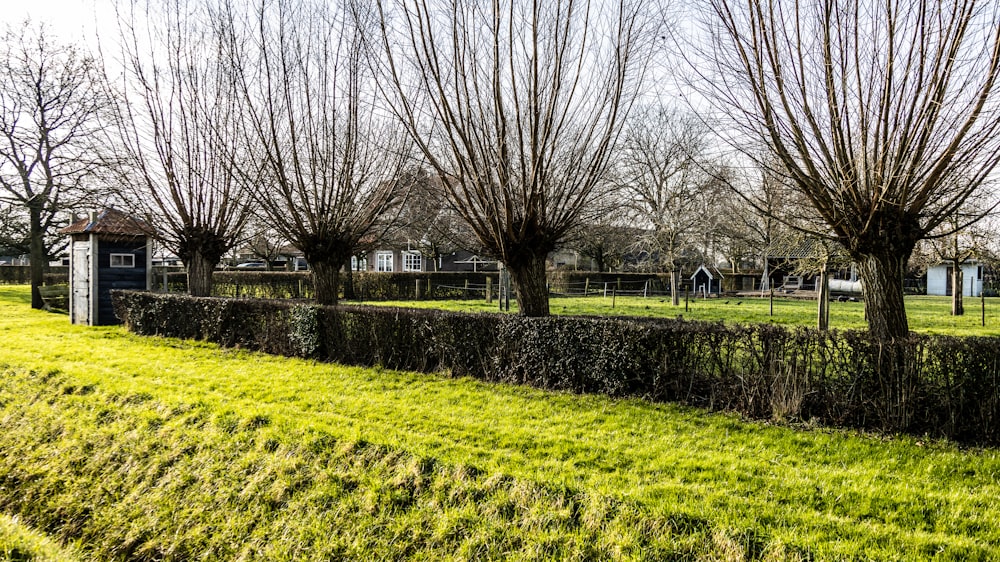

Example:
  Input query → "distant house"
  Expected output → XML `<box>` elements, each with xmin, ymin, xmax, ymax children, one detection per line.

<box><xmin>355</xmin><ymin>248</ymin><xmax>501</xmax><ymax>273</ymax></box>
<box><xmin>359</xmin><ymin>248</ymin><xmax>427</xmax><ymax>272</ymax></box>
<box><xmin>690</xmin><ymin>264</ymin><xmax>724</xmax><ymax>296</ymax></box>
<box><xmin>927</xmin><ymin>261</ymin><xmax>983</xmax><ymax>297</ymax></box>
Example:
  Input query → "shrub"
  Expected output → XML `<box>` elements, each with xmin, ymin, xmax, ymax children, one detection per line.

<box><xmin>0</xmin><ymin>266</ymin><xmax>68</xmax><ymax>285</ymax></box>
<box><xmin>112</xmin><ymin>290</ymin><xmax>1000</xmax><ymax>446</ymax></box>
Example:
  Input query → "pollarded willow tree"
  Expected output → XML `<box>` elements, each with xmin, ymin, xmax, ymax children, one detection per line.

<box><xmin>224</xmin><ymin>0</ymin><xmax>412</xmax><ymax>306</ymax></box>
<box><xmin>110</xmin><ymin>0</ymin><xmax>255</xmax><ymax>297</ymax></box>
<box><xmin>700</xmin><ymin>0</ymin><xmax>1000</xmax><ymax>340</ymax></box>
<box><xmin>377</xmin><ymin>0</ymin><xmax>656</xmax><ymax>316</ymax></box>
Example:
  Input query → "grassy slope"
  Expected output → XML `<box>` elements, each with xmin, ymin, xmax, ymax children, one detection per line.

<box><xmin>1</xmin><ymin>286</ymin><xmax>1000</xmax><ymax>559</ymax></box>
<box><xmin>371</xmin><ymin>294</ymin><xmax>1000</xmax><ymax>336</ymax></box>
<box><xmin>1</xmin><ymin>514</ymin><xmax>80</xmax><ymax>562</ymax></box>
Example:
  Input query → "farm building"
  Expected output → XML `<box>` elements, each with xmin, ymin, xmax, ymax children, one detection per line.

<box><xmin>690</xmin><ymin>265</ymin><xmax>724</xmax><ymax>296</ymax></box>
<box><xmin>60</xmin><ymin>209</ymin><xmax>154</xmax><ymax>326</ymax></box>
<box><xmin>926</xmin><ymin>261</ymin><xmax>983</xmax><ymax>297</ymax></box>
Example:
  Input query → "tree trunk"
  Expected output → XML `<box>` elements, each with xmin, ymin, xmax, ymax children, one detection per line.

<box><xmin>857</xmin><ymin>251</ymin><xmax>910</xmax><ymax>341</ymax></box>
<box><xmin>28</xmin><ymin>205</ymin><xmax>45</xmax><ymax>309</ymax></box>
<box><xmin>187</xmin><ymin>251</ymin><xmax>216</xmax><ymax>297</ymax></box>
<box><xmin>508</xmin><ymin>254</ymin><xmax>549</xmax><ymax>316</ymax></box>
<box><xmin>670</xmin><ymin>268</ymin><xmax>680</xmax><ymax>306</ymax></box>
<box><xmin>343</xmin><ymin>266</ymin><xmax>356</xmax><ymax>300</ymax></box>
<box><xmin>817</xmin><ymin>268</ymin><xmax>829</xmax><ymax>331</ymax></box>
<box><xmin>312</xmin><ymin>259</ymin><xmax>342</xmax><ymax>306</ymax></box>
<box><xmin>952</xmin><ymin>264</ymin><xmax>964</xmax><ymax>316</ymax></box>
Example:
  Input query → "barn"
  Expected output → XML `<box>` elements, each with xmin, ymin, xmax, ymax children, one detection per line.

<box><xmin>60</xmin><ymin>209</ymin><xmax>153</xmax><ymax>326</ymax></box>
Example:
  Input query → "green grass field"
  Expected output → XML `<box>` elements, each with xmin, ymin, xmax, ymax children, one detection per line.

<box><xmin>0</xmin><ymin>514</ymin><xmax>80</xmax><ymax>562</ymax></box>
<box><xmin>372</xmin><ymin>293</ymin><xmax>1000</xmax><ymax>336</ymax></box>
<box><xmin>2</xmin><ymin>285</ymin><xmax>1000</xmax><ymax>559</ymax></box>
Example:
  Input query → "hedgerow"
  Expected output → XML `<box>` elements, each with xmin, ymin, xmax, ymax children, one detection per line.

<box><xmin>112</xmin><ymin>290</ymin><xmax>1000</xmax><ymax>445</ymax></box>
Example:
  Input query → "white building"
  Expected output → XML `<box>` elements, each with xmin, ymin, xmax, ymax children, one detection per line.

<box><xmin>926</xmin><ymin>261</ymin><xmax>983</xmax><ymax>297</ymax></box>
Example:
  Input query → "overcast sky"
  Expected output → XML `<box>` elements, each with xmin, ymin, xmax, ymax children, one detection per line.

<box><xmin>1</xmin><ymin>0</ymin><xmax>113</xmax><ymax>44</ymax></box>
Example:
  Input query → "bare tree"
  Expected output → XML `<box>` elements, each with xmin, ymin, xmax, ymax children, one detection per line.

<box><xmin>716</xmin><ymin>166</ymin><xmax>794</xmax><ymax>277</ymax></box>
<box><xmin>566</xmin><ymin>210</ymin><xmax>637</xmax><ymax>273</ymax></box>
<box><xmin>225</xmin><ymin>0</ymin><xmax>411</xmax><ymax>306</ymax></box>
<box><xmin>699</xmin><ymin>0</ymin><xmax>1000</xmax><ymax>340</ymax></box>
<box><xmin>0</xmin><ymin>204</ymin><xmax>29</xmax><ymax>257</ymax></box>
<box><xmin>0</xmin><ymin>22</ymin><xmax>110</xmax><ymax>307</ymax></box>
<box><xmin>618</xmin><ymin>109</ymin><xmax>721</xmax><ymax>305</ymax></box>
<box><xmin>109</xmin><ymin>0</ymin><xmax>254</xmax><ymax>297</ymax></box>
<box><xmin>377</xmin><ymin>0</ymin><xmax>656</xmax><ymax>316</ymax></box>
<box><xmin>243</xmin><ymin>222</ymin><xmax>289</xmax><ymax>270</ymax></box>
<box><xmin>386</xmin><ymin>167</ymin><xmax>474</xmax><ymax>272</ymax></box>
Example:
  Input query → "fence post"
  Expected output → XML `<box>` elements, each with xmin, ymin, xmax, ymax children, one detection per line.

<box><xmin>612</xmin><ymin>287</ymin><xmax>616</xmax><ymax>308</ymax></box>
<box><xmin>486</xmin><ymin>277</ymin><xmax>493</xmax><ymax>303</ymax></box>
<box><xmin>584</xmin><ymin>277</ymin><xmax>590</xmax><ymax>297</ymax></box>
<box><xmin>464</xmin><ymin>279</ymin><xmax>469</xmax><ymax>300</ymax></box>
<box><xmin>643</xmin><ymin>279</ymin><xmax>649</xmax><ymax>298</ymax></box>
<box><xmin>604</xmin><ymin>282</ymin><xmax>608</xmax><ymax>297</ymax></box>
<box><xmin>415</xmin><ymin>278</ymin><xmax>422</xmax><ymax>300</ymax></box>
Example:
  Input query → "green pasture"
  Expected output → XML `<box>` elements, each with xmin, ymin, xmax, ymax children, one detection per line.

<box><xmin>2</xmin><ymin>285</ymin><xmax>1000</xmax><ymax>559</ymax></box>
<box><xmin>0</xmin><ymin>514</ymin><xmax>80</xmax><ymax>562</ymax></box>
<box><xmin>372</xmin><ymin>293</ymin><xmax>1000</xmax><ymax>336</ymax></box>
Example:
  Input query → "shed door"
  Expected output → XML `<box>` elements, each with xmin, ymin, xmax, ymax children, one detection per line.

<box><xmin>72</xmin><ymin>241</ymin><xmax>90</xmax><ymax>324</ymax></box>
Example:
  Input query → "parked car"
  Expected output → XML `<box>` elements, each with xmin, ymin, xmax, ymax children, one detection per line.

<box><xmin>235</xmin><ymin>261</ymin><xmax>267</xmax><ymax>269</ymax></box>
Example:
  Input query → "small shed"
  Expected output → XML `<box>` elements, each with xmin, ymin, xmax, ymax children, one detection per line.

<box><xmin>927</xmin><ymin>261</ymin><xmax>983</xmax><ymax>297</ymax></box>
<box><xmin>59</xmin><ymin>209</ymin><xmax>153</xmax><ymax>326</ymax></box>
<box><xmin>690</xmin><ymin>264</ymin><xmax>724</xmax><ymax>296</ymax></box>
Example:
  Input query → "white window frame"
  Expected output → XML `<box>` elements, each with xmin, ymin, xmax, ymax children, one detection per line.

<box><xmin>402</xmin><ymin>251</ymin><xmax>422</xmax><ymax>272</ymax></box>
<box><xmin>375</xmin><ymin>251</ymin><xmax>394</xmax><ymax>272</ymax></box>
<box><xmin>351</xmin><ymin>256</ymin><xmax>368</xmax><ymax>271</ymax></box>
<box><xmin>110</xmin><ymin>253</ymin><xmax>136</xmax><ymax>268</ymax></box>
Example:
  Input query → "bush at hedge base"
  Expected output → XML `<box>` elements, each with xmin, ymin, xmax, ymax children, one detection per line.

<box><xmin>111</xmin><ymin>290</ymin><xmax>1000</xmax><ymax>446</ymax></box>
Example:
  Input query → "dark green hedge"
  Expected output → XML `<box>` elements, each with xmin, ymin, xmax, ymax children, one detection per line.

<box><xmin>0</xmin><ymin>266</ymin><xmax>68</xmax><ymax>285</ymax></box>
<box><xmin>111</xmin><ymin>290</ymin><xmax>1000</xmax><ymax>445</ymax></box>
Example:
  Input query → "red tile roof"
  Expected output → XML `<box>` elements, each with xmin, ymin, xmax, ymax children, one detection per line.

<box><xmin>59</xmin><ymin>208</ymin><xmax>154</xmax><ymax>236</ymax></box>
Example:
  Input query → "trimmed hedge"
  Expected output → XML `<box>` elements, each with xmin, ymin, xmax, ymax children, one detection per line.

<box><xmin>112</xmin><ymin>290</ymin><xmax>1000</xmax><ymax>446</ymax></box>
<box><xmin>0</xmin><ymin>266</ymin><xmax>68</xmax><ymax>286</ymax></box>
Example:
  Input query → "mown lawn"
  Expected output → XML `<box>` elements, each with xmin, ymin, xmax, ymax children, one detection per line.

<box><xmin>372</xmin><ymin>293</ymin><xmax>1000</xmax><ymax>336</ymax></box>
<box><xmin>1</xmin><ymin>285</ymin><xmax>1000</xmax><ymax>560</ymax></box>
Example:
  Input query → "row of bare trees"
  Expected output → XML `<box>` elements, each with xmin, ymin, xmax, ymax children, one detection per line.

<box><xmin>3</xmin><ymin>0</ymin><xmax>1000</xmax><ymax>341</ymax></box>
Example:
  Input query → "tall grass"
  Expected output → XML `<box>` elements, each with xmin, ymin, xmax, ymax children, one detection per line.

<box><xmin>2</xmin><ymin>285</ymin><xmax>1000</xmax><ymax>559</ymax></box>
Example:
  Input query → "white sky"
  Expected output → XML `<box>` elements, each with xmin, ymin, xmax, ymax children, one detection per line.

<box><xmin>1</xmin><ymin>0</ymin><xmax>114</xmax><ymax>45</ymax></box>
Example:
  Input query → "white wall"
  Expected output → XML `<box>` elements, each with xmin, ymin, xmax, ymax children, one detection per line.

<box><xmin>926</xmin><ymin>264</ymin><xmax>982</xmax><ymax>297</ymax></box>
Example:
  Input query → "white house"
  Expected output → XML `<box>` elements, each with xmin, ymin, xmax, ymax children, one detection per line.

<box><xmin>926</xmin><ymin>261</ymin><xmax>983</xmax><ymax>297</ymax></box>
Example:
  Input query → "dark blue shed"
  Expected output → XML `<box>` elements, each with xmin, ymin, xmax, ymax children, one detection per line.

<box><xmin>60</xmin><ymin>209</ymin><xmax>153</xmax><ymax>326</ymax></box>
<box><xmin>690</xmin><ymin>264</ymin><xmax>724</xmax><ymax>297</ymax></box>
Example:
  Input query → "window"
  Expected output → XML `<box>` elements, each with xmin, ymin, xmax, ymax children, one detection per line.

<box><xmin>351</xmin><ymin>256</ymin><xmax>368</xmax><ymax>271</ymax></box>
<box><xmin>376</xmin><ymin>251</ymin><xmax>394</xmax><ymax>272</ymax></box>
<box><xmin>402</xmin><ymin>251</ymin><xmax>422</xmax><ymax>272</ymax></box>
<box><xmin>110</xmin><ymin>253</ymin><xmax>136</xmax><ymax>268</ymax></box>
